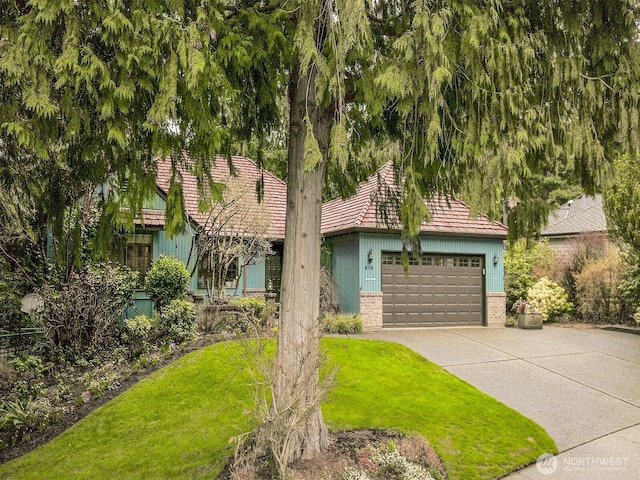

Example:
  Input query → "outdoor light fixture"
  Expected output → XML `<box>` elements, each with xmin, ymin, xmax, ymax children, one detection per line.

<box><xmin>493</xmin><ymin>253</ymin><xmax>499</xmax><ymax>266</ymax></box>
<box><xmin>368</xmin><ymin>249</ymin><xmax>374</xmax><ymax>264</ymax></box>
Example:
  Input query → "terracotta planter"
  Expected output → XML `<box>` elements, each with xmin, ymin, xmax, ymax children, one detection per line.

<box><xmin>518</xmin><ymin>313</ymin><xmax>543</xmax><ymax>329</ymax></box>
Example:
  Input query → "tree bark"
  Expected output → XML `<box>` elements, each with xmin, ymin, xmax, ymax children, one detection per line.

<box><xmin>274</xmin><ymin>63</ymin><xmax>332</xmax><ymax>462</ymax></box>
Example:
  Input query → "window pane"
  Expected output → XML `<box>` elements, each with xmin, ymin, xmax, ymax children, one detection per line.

<box><xmin>122</xmin><ymin>234</ymin><xmax>153</xmax><ymax>287</ymax></box>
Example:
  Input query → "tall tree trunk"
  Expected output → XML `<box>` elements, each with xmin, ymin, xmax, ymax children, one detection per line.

<box><xmin>274</xmin><ymin>64</ymin><xmax>332</xmax><ymax>462</ymax></box>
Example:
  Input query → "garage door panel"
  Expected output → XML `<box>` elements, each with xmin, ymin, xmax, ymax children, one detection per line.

<box><xmin>382</xmin><ymin>252</ymin><xmax>484</xmax><ymax>327</ymax></box>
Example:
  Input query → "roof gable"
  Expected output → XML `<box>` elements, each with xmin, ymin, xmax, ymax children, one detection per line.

<box><xmin>156</xmin><ymin>154</ymin><xmax>287</xmax><ymax>239</ymax></box>
<box><xmin>541</xmin><ymin>194</ymin><xmax>607</xmax><ymax>236</ymax></box>
<box><xmin>321</xmin><ymin>162</ymin><xmax>507</xmax><ymax>238</ymax></box>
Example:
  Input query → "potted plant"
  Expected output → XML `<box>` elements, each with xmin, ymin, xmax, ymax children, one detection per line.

<box><xmin>512</xmin><ymin>298</ymin><xmax>543</xmax><ymax>329</ymax></box>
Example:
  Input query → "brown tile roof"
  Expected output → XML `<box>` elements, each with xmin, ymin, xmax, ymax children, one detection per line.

<box><xmin>156</xmin><ymin>154</ymin><xmax>287</xmax><ymax>239</ymax></box>
<box><xmin>541</xmin><ymin>194</ymin><xmax>607</xmax><ymax>236</ymax></box>
<box><xmin>134</xmin><ymin>209</ymin><xmax>166</xmax><ymax>228</ymax></box>
<box><xmin>321</xmin><ymin>161</ymin><xmax>507</xmax><ymax>238</ymax></box>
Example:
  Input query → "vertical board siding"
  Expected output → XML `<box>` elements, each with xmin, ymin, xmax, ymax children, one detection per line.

<box><xmin>126</xmin><ymin>292</ymin><xmax>153</xmax><ymax>318</ymax></box>
<box><xmin>359</xmin><ymin>233</ymin><xmax>504</xmax><ymax>293</ymax></box>
<box><xmin>329</xmin><ymin>234</ymin><xmax>360</xmax><ymax>313</ymax></box>
<box><xmin>155</xmin><ymin>227</ymin><xmax>201</xmax><ymax>292</ymax></box>
<box><xmin>245</xmin><ymin>261</ymin><xmax>265</xmax><ymax>290</ymax></box>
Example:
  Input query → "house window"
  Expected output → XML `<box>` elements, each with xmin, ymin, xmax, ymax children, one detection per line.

<box><xmin>197</xmin><ymin>256</ymin><xmax>211</xmax><ymax>290</ymax></box>
<box><xmin>197</xmin><ymin>254</ymin><xmax>239</xmax><ymax>291</ymax></box>
<box><xmin>112</xmin><ymin>234</ymin><xmax>153</xmax><ymax>287</ymax></box>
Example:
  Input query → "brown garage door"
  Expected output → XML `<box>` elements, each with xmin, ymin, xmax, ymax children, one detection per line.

<box><xmin>381</xmin><ymin>252</ymin><xmax>484</xmax><ymax>327</ymax></box>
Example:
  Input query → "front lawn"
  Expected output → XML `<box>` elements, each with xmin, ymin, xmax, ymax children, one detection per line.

<box><xmin>0</xmin><ymin>338</ymin><xmax>555</xmax><ymax>480</ymax></box>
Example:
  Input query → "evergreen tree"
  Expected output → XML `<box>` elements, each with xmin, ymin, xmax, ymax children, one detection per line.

<box><xmin>2</xmin><ymin>0</ymin><xmax>639</xmax><ymax>468</ymax></box>
<box><xmin>604</xmin><ymin>154</ymin><xmax>640</xmax><ymax>252</ymax></box>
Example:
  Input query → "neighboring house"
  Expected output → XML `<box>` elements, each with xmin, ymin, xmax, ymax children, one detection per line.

<box><xmin>541</xmin><ymin>194</ymin><xmax>612</xmax><ymax>257</ymax></box>
<box><xmin>321</xmin><ymin>162</ymin><xmax>508</xmax><ymax>330</ymax></box>
<box><xmin>116</xmin><ymin>154</ymin><xmax>286</xmax><ymax>317</ymax></box>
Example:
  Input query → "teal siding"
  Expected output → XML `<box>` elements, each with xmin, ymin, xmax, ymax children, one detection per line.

<box><xmin>124</xmin><ymin>292</ymin><xmax>153</xmax><ymax>318</ymax></box>
<box><xmin>155</xmin><ymin>227</ymin><xmax>199</xmax><ymax>291</ymax></box>
<box><xmin>245</xmin><ymin>261</ymin><xmax>265</xmax><ymax>290</ymax></box>
<box><xmin>359</xmin><ymin>233</ymin><xmax>504</xmax><ymax>293</ymax></box>
<box><xmin>328</xmin><ymin>232</ymin><xmax>505</xmax><ymax>315</ymax></box>
<box><xmin>328</xmin><ymin>234</ymin><xmax>360</xmax><ymax>313</ymax></box>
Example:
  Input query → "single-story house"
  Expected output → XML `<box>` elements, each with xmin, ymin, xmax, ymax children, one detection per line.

<box><xmin>541</xmin><ymin>194</ymin><xmax>613</xmax><ymax>258</ymax></box>
<box><xmin>321</xmin><ymin>162</ymin><xmax>508</xmax><ymax>330</ymax></box>
<box><xmin>115</xmin><ymin>154</ymin><xmax>287</xmax><ymax>317</ymax></box>
<box><xmin>116</xmin><ymin>156</ymin><xmax>507</xmax><ymax>328</ymax></box>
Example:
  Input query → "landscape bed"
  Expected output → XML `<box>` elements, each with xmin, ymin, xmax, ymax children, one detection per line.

<box><xmin>0</xmin><ymin>338</ymin><xmax>556</xmax><ymax>480</ymax></box>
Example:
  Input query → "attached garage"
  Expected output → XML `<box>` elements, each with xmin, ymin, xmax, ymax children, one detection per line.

<box><xmin>381</xmin><ymin>252</ymin><xmax>484</xmax><ymax>327</ymax></box>
<box><xmin>321</xmin><ymin>161</ymin><xmax>508</xmax><ymax>331</ymax></box>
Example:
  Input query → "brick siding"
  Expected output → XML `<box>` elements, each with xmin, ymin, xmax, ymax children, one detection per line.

<box><xmin>360</xmin><ymin>291</ymin><xmax>383</xmax><ymax>331</ymax></box>
<box><xmin>486</xmin><ymin>292</ymin><xmax>506</xmax><ymax>326</ymax></box>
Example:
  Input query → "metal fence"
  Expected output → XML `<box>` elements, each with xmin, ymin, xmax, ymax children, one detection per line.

<box><xmin>0</xmin><ymin>328</ymin><xmax>45</xmax><ymax>358</ymax></box>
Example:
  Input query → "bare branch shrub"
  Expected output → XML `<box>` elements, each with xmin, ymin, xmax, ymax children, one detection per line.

<box><xmin>38</xmin><ymin>263</ymin><xmax>138</xmax><ymax>356</ymax></box>
<box><xmin>228</xmin><ymin>323</ymin><xmax>336</xmax><ymax>480</ymax></box>
<box><xmin>574</xmin><ymin>252</ymin><xmax>631</xmax><ymax>323</ymax></box>
<box><xmin>555</xmin><ymin>233</ymin><xmax>609</xmax><ymax>303</ymax></box>
<box><xmin>320</xmin><ymin>267</ymin><xmax>340</xmax><ymax>316</ymax></box>
<box><xmin>191</xmin><ymin>177</ymin><xmax>273</xmax><ymax>301</ymax></box>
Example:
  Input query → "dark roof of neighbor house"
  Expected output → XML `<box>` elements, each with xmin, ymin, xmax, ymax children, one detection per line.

<box><xmin>541</xmin><ymin>194</ymin><xmax>607</xmax><ymax>237</ymax></box>
<box><xmin>156</xmin><ymin>154</ymin><xmax>288</xmax><ymax>239</ymax></box>
<box><xmin>321</xmin><ymin>162</ymin><xmax>507</xmax><ymax>238</ymax></box>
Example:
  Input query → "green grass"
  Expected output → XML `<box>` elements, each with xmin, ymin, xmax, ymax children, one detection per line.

<box><xmin>324</xmin><ymin>339</ymin><xmax>556</xmax><ymax>479</ymax></box>
<box><xmin>0</xmin><ymin>339</ymin><xmax>556</xmax><ymax>480</ymax></box>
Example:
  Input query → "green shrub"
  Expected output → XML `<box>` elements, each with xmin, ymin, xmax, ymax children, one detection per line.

<box><xmin>618</xmin><ymin>250</ymin><xmax>640</xmax><ymax>312</ymax></box>
<box><xmin>505</xmin><ymin>316</ymin><xmax>517</xmax><ymax>328</ymax></box>
<box><xmin>228</xmin><ymin>297</ymin><xmax>275</xmax><ymax>326</ymax></box>
<box><xmin>121</xmin><ymin>315</ymin><xmax>155</xmax><ymax>356</ymax></box>
<box><xmin>145</xmin><ymin>256</ymin><xmax>190</xmax><ymax>313</ymax></box>
<box><xmin>574</xmin><ymin>253</ymin><xmax>630</xmax><ymax>323</ymax></box>
<box><xmin>527</xmin><ymin>277</ymin><xmax>572</xmax><ymax>322</ymax></box>
<box><xmin>323</xmin><ymin>314</ymin><xmax>363</xmax><ymax>334</ymax></box>
<box><xmin>504</xmin><ymin>240</ymin><xmax>555</xmax><ymax>310</ymax></box>
<box><xmin>0</xmin><ymin>397</ymin><xmax>53</xmax><ymax>445</ymax></box>
<box><xmin>158</xmin><ymin>299</ymin><xmax>197</xmax><ymax>343</ymax></box>
<box><xmin>12</xmin><ymin>355</ymin><xmax>45</xmax><ymax>378</ymax></box>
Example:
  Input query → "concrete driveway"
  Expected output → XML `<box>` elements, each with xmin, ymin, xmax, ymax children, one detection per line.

<box><xmin>358</xmin><ymin>326</ymin><xmax>640</xmax><ymax>479</ymax></box>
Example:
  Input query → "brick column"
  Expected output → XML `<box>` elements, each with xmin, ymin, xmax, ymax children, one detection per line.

<box><xmin>486</xmin><ymin>292</ymin><xmax>506</xmax><ymax>326</ymax></box>
<box><xmin>360</xmin><ymin>291</ymin><xmax>383</xmax><ymax>331</ymax></box>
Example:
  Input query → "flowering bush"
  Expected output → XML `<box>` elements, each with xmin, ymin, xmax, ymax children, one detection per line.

<box><xmin>121</xmin><ymin>315</ymin><xmax>155</xmax><ymax>356</ymax></box>
<box><xmin>338</xmin><ymin>448</ymin><xmax>438</xmax><ymax>480</ymax></box>
<box><xmin>157</xmin><ymin>299</ymin><xmax>197</xmax><ymax>343</ymax></box>
<box><xmin>527</xmin><ymin>277</ymin><xmax>572</xmax><ymax>322</ymax></box>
